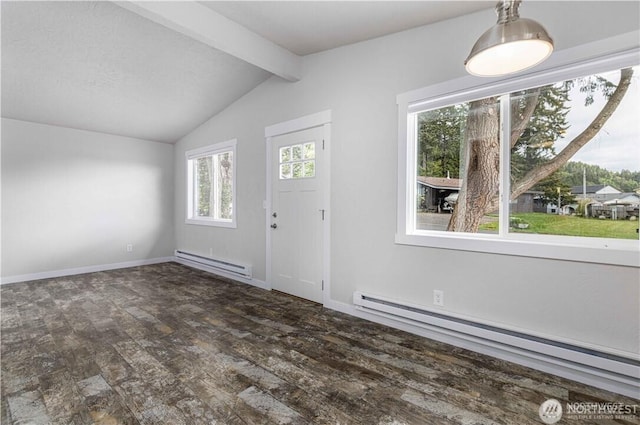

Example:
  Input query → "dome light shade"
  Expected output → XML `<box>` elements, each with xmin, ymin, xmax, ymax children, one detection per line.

<box><xmin>465</xmin><ymin>1</ymin><xmax>553</xmax><ymax>77</ymax></box>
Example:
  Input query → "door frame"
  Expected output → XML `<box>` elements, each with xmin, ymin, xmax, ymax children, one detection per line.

<box><xmin>265</xmin><ymin>110</ymin><xmax>331</xmax><ymax>305</ymax></box>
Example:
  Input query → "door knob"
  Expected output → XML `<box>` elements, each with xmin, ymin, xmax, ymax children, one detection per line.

<box><xmin>271</xmin><ymin>223</ymin><xmax>278</xmax><ymax>229</ymax></box>
<box><xmin>272</xmin><ymin>212</ymin><xmax>277</xmax><ymax>218</ymax></box>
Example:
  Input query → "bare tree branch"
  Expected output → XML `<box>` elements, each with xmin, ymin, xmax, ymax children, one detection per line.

<box><xmin>510</xmin><ymin>68</ymin><xmax>634</xmax><ymax>200</ymax></box>
<box><xmin>511</xmin><ymin>88</ymin><xmax>541</xmax><ymax>148</ymax></box>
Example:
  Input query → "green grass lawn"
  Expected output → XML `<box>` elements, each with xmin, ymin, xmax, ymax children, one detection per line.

<box><xmin>479</xmin><ymin>213</ymin><xmax>639</xmax><ymax>239</ymax></box>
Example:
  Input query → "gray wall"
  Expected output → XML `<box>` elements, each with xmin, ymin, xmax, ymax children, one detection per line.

<box><xmin>1</xmin><ymin>118</ymin><xmax>175</xmax><ymax>278</ymax></box>
<box><xmin>174</xmin><ymin>2</ymin><xmax>640</xmax><ymax>357</ymax></box>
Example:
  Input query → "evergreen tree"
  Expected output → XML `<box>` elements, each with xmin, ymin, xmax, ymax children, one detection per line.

<box><xmin>417</xmin><ymin>105</ymin><xmax>464</xmax><ymax>178</ymax></box>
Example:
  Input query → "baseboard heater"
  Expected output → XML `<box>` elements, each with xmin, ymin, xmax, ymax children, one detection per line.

<box><xmin>175</xmin><ymin>250</ymin><xmax>252</xmax><ymax>279</ymax></box>
<box><xmin>353</xmin><ymin>291</ymin><xmax>639</xmax><ymax>389</ymax></box>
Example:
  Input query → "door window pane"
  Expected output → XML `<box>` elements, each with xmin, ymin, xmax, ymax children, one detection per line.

<box><xmin>280</xmin><ymin>146</ymin><xmax>291</xmax><ymax>163</ymax></box>
<box><xmin>280</xmin><ymin>163</ymin><xmax>292</xmax><ymax>179</ymax></box>
<box><xmin>292</xmin><ymin>162</ymin><xmax>303</xmax><ymax>178</ymax></box>
<box><xmin>304</xmin><ymin>142</ymin><xmax>315</xmax><ymax>159</ymax></box>
<box><xmin>292</xmin><ymin>145</ymin><xmax>303</xmax><ymax>161</ymax></box>
<box><xmin>303</xmin><ymin>161</ymin><xmax>315</xmax><ymax>177</ymax></box>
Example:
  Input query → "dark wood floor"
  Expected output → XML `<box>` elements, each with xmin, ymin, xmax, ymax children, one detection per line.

<box><xmin>1</xmin><ymin>262</ymin><xmax>637</xmax><ymax>424</ymax></box>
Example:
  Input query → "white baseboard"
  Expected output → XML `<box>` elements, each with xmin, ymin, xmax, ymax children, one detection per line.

<box><xmin>323</xmin><ymin>299</ymin><xmax>640</xmax><ymax>399</ymax></box>
<box><xmin>174</xmin><ymin>257</ymin><xmax>270</xmax><ymax>291</ymax></box>
<box><xmin>0</xmin><ymin>257</ymin><xmax>174</xmax><ymax>285</ymax></box>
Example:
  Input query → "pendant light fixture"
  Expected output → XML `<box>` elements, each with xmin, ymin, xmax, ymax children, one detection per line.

<box><xmin>465</xmin><ymin>0</ymin><xmax>553</xmax><ymax>77</ymax></box>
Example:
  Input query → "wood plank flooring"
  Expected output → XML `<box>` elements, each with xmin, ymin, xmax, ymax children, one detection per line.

<box><xmin>1</xmin><ymin>262</ymin><xmax>637</xmax><ymax>424</ymax></box>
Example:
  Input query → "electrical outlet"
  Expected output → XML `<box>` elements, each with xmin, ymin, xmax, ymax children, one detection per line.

<box><xmin>126</xmin><ymin>243</ymin><xmax>133</xmax><ymax>252</ymax></box>
<box><xmin>433</xmin><ymin>290</ymin><xmax>444</xmax><ymax>306</ymax></box>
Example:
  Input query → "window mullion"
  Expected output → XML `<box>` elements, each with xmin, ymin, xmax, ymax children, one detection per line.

<box><xmin>407</xmin><ymin>113</ymin><xmax>417</xmax><ymax>233</ymax></box>
<box><xmin>187</xmin><ymin>159</ymin><xmax>194</xmax><ymax>218</ymax></box>
<box><xmin>499</xmin><ymin>94</ymin><xmax>511</xmax><ymax>238</ymax></box>
<box><xmin>192</xmin><ymin>161</ymin><xmax>197</xmax><ymax>217</ymax></box>
<box><xmin>213</xmin><ymin>154</ymin><xmax>220</xmax><ymax>220</ymax></box>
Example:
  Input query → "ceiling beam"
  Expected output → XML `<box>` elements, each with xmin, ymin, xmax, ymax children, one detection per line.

<box><xmin>116</xmin><ymin>1</ymin><xmax>302</xmax><ymax>82</ymax></box>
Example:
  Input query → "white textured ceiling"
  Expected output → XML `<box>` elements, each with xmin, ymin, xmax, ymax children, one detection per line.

<box><xmin>1</xmin><ymin>1</ymin><xmax>494</xmax><ymax>143</ymax></box>
<box><xmin>201</xmin><ymin>1</ymin><xmax>494</xmax><ymax>56</ymax></box>
<box><xmin>1</xmin><ymin>1</ymin><xmax>271</xmax><ymax>143</ymax></box>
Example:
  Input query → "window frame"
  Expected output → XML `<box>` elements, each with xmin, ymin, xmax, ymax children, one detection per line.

<box><xmin>396</xmin><ymin>48</ymin><xmax>639</xmax><ymax>267</ymax></box>
<box><xmin>185</xmin><ymin>139</ymin><xmax>237</xmax><ymax>228</ymax></box>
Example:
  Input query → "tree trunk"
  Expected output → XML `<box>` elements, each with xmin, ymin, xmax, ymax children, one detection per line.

<box><xmin>448</xmin><ymin>97</ymin><xmax>500</xmax><ymax>232</ymax></box>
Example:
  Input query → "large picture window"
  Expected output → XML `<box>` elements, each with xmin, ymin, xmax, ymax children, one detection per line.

<box><xmin>186</xmin><ymin>140</ymin><xmax>236</xmax><ymax>228</ymax></box>
<box><xmin>398</xmin><ymin>50</ymin><xmax>639</xmax><ymax>266</ymax></box>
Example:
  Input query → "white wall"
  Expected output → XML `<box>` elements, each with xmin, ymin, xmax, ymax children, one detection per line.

<box><xmin>174</xmin><ymin>2</ymin><xmax>640</xmax><ymax>356</ymax></box>
<box><xmin>1</xmin><ymin>118</ymin><xmax>174</xmax><ymax>279</ymax></box>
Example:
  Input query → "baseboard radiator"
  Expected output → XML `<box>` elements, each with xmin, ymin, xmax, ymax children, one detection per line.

<box><xmin>353</xmin><ymin>291</ymin><xmax>639</xmax><ymax>396</ymax></box>
<box><xmin>174</xmin><ymin>250</ymin><xmax>252</xmax><ymax>279</ymax></box>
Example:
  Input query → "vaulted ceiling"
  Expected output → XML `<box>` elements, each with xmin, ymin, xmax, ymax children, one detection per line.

<box><xmin>1</xmin><ymin>1</ymin><xmax>493</xmax><ymax>143</ymax></box>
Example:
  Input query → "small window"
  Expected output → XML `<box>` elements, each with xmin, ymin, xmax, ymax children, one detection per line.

<box><xmin>279</xmin><ymin>142</ymin><xmax>315</xmax><ymax>179</ymax></box>
<box><xmin>186</xmin><ymin>140</ymin><xmax>236</xmax><ymax>228</ymax></box>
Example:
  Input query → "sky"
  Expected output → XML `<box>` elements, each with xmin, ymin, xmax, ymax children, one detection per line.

<box><xmin>554</xmin><ymin>67</ymin><xmax>640</xmax><ymax>173</ymax></box>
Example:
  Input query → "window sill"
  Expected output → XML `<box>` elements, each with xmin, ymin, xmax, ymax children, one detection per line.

<box><xmin>185</xmin><ymin>218</ymin><xmax>236</xmax><ymax>228</ymax></box>
<box><xmin>395</xmin><ymin>232</ymin><xmax>639</xmax><ymax>267</ymax></box>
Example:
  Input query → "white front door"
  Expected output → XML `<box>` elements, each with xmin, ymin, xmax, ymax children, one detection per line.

<box><xmin>269</xmin><ymin>126</ymin><xmax>324</xmax><ymax>303</ymax></box>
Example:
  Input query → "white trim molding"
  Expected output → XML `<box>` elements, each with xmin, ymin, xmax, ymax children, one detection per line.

<box><xmin>265</xmin><ymin>110</ymin><xmax>332</xmax><ymax>138</ymax></box>
<box><xmin>265</xmin><ymin>110</ymin><xmax>332</xmax><ymax>304</ymax></box>
<box><xmin>0</xmin><ymin>257</ymin><xmax>174</xmax><ymax>285</ymax></box>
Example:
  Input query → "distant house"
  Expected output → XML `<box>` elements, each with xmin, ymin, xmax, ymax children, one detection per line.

<box><xmin>589</xmin><ymin>193</ymin><xmax>640</xmax><ymax>219</ymax></box>
<box><xmin>608</xmin><ymin>193</ymin><xmax>640</xmax><ymax>206</ymax></box>
<box><xmin>417</xmin><ymin>176</ymin><xmax>461</xmax><ymax>212</ymax></box>
<box><xmin>570</xmin><ymin>184</ymin><xmax>640</xmax><ymax>218</ymax></box>
<box><xmin>511</xmin><ymin>191</ymin><xmax>546</xmax><ymax>214</ymax></box>
<box><xmin>571</xmin><ymin>184</ymin><xmax>622</xmax><ymax>202</ymax></box>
